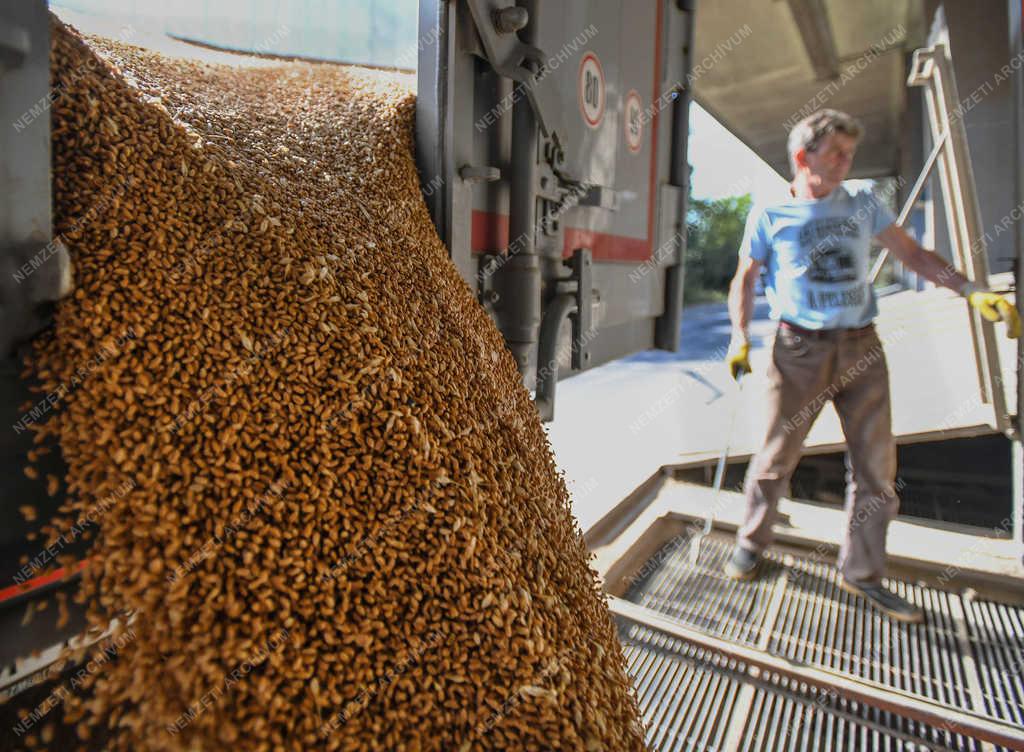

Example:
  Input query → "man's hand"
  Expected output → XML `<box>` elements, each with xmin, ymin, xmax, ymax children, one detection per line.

<box><xmin>727</xmin><ymin>255</ymin><xmax>761</xmax><ymax>380</ymax></box>
<box><xmin>726</xmin><ymin>334</ymin><xmax>752</xmax><ymax>380</ymax></box>
<box><xmin>963</xmin><ymin>284</ymin><xmax>1021</xmax><ymax>339</ymax></box>
<box><xmin>876</xmin><ymin>225</ymin><xmax>1021</xmax><ymax>339</ymax></box>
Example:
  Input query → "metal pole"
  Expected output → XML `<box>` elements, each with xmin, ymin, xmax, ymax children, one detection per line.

<box><xmin>501</xmin><ymin>5</ymin><xmax>542</xmax><ymax>384</ymax></box>
<box><xmin>869</xmin><ymin>130</ymin><xmax>947</xmax><ymax>283</ymax></box>
<box><xmin>654</xmin><ymin>0</ymin><xmax>695</xmax><ymax>352</ymax></box>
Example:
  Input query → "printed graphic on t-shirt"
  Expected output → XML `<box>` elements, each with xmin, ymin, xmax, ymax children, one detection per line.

<box><xmin>807</xmin><ymin>246</ymin><xmax>857</xmax><ymax>283</ymax></box>
<box><xmin>797</xmin><ymin>216</ymin><xmax>863</xmax><ymax>306</ymax></box>
<box><xmin>806</xmin><ymin>284</ymin><xmax>867</xmax><ymax>309</ymax></box>
<box><xmin>798</xmin><ymin>216</ymin><xmax>860</xmax><ymax>247</ymax></box>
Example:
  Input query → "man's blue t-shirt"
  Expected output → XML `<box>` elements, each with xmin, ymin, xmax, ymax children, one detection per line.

<box><xmin>739</xmin><ymin>182</ymin><xmax>897</xmax><ymax>330</ymax></box>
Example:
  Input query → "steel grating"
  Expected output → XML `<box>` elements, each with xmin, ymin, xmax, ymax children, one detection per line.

<box><xmin>616</xmin><ymin>532</ymin><xmax>1024</xmax><ymax>752</ymax></box>
<box><xmin>622</xmin><ymin>533</ymin><xmax>782</xmax><ymax>646</ymax></box>
<box><xmin>619</xmin><ymin>621</ymin><xmax>743</xmax><ymax>751</ymax></box>
<box><xmin>768</xmin><ymin>552</ymin><xmax>980</xmax><ymax>751</ymax></box>
<box><xmin>732</xmin><ymin>677</ymin><xmax>973</xmax><ymax>752</ymax></box>
<box><xmin>964</xmin><ymin>598</ymin><xmax>1024</xmax><ymax>730</ymax></box>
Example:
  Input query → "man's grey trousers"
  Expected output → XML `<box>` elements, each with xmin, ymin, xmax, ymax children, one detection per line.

<box><xmin>737</xmin><ymin>322</ymin><xmax>900</xmax><ymax>584</ymax></box>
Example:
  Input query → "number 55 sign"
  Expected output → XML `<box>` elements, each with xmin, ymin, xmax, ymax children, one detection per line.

<box><xmin>624</xmin><ymin>90</ymin><xmax>643</xmax><ymax>152</ymax></box>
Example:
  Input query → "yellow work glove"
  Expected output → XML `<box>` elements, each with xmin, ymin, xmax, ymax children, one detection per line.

<box><xmin>726</xmin><ymin>335</ymin><xmax>751</xmax><ymax>380</ymax></box>
<box><xmin>963</xmin><ymin>283</ymin><xmax>1021</xmax><ymax>339</ymax></box>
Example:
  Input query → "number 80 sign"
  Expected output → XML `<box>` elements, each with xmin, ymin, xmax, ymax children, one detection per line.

<box><xmin>578</xmin><ymin>52</ymin><xmax>605</xmax><ymax>129</ymax></box>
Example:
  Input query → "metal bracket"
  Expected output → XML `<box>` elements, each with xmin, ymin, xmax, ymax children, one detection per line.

<box><xmin>575</xmin><ymin>184</ymin><xmax>619</xmax><ymax>211</ymax></box>
<box><xmin>536</xmin><ymin>162</ymin><xmax>561</xmax><ymax>201</ymax></box>
<box><xmin>459</xmin><ymin>164</ymin><xmax>501</xmax><ymax>183</ymax></box>
<box><xmin>477</xmin><ymin>254</ymin><xmax>502</xmax><ymax>309</ymax></box>
<box><xmin>0</xmin><ymin>25</ymin><xmax>30</xmax><ymax>71</ymax></box>
<box><xmin>534</xmin><ymin>248</ymin><xmax>593</xmax><ymax>421</ymax></box>
<box><xmin>1</xmin><ymin>240</ymin><xmax>74</xmax><ymax>355</ymax></box>
<box><xmin>463</xmin><ymin>0</ymin><xmax>569</xmax><ymax>166</ymax></box>
<box><xmin>538</xmin><ymin>179</ymin><xmax>616</xmax><ymax>238</ymax></box>
<box><xmin>566</xmin><ymin>248</ymin><xmax>593</xmax><ymax>370</ymax></box>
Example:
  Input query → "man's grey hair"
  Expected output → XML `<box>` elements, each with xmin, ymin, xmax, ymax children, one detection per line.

<box><xmin>786</xmin><ymin>109</ymin><xmax>864</xmax><ymax>176</ymax></box>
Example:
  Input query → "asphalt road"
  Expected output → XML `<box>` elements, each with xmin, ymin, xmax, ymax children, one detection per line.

<box><xmin>546</xmin><ymin>297</ymin><xmax>777</xmax><ymax>533</ymax></box>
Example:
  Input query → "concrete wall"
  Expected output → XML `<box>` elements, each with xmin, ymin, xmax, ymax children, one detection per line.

<box><xmin>896</xmin><ymin>47</ymin><xmax>929</xmax><ymax>289</ymax></box>
<box><xmin>927</xmin><ymin>1</ymin><xmax>1018</xmax><ymax>275</ymax></box>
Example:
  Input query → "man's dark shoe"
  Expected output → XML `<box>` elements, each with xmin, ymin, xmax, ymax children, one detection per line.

<box><xmin>840</xmin><ymin>578</ymin><xmax>924</xmax><ymax>624</ymax></box>
<box><xmin>725</xmin><ymin>545</ymin><xmax>762</xmax><ymax>581</ymax></box>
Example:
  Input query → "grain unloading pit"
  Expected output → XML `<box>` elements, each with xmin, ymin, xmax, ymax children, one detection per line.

<box><xmin>585</xmin><ymin>494</ymin><xmax>1024</xmax><ymax>751</ymax></box>
<box><xmin>612</xmin><ymin>532</ymin><xmax>1024</xmax><ymax>751</ymax></box>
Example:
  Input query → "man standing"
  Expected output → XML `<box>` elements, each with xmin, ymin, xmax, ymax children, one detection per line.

<box><xmin>723</xmin><ymin>109</ymin><xmax>1019</xmax><ymax>622</ymax></box>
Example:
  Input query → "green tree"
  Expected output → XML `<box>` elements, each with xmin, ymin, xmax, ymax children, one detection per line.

<box><xmin>684</xmin><ymin>193</ymin><xmax>753</xmax><ymax>303</ymax></box>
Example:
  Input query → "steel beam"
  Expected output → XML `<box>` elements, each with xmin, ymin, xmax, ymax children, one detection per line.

<box><xmin>784</xmin><ymin>0</ymin><xmax>839</xmax><ymax>81</ymax></box>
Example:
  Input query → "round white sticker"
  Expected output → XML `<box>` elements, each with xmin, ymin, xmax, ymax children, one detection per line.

<box><xmin>578</xmin><ymin>52</ymin><xmax>605</xmax><ymax>129</ymax></box>
<box><xmin>624</xmin><ymin>90</ymin><xmax>643</xmax><ymax>152</ymax></box>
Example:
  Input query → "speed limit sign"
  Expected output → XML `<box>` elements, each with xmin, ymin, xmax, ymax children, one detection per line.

<box><xmin>624</xmin><ymin>90</ymin><xmax>643</xmax><ymax>152</ymax></box>
<box><xmin>578</xmin><ymin>52</ymin><xmax>605</xmax><ymax>129</ymax></box>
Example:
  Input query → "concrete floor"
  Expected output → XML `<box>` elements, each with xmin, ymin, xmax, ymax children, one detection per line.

<box><xmin>545</xmin><ymin>297</ymin><xmax>776</xmax><ymax>534</ymax></box>
<box><xmin>546</xmin><ymin>285</ymin><xmax>1016</xmax><ymax>536</ymax></box>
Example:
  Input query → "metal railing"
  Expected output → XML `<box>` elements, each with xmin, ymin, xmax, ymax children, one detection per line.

<box><xmin>871</xmin><ymin>43</ymin><xmax>1012</xmax><ymax>438</ymax></box>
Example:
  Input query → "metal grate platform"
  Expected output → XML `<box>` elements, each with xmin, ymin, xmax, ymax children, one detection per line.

<box><xmin>620</xmin><ymin>622</ymin><xmax>743</xmax><ymax>751</ymax></box>
<box><xmin>617</xmin><ymin>532</ymin><xmax>1024</xmax><ymax>752</ymax></box>
<box><xmin>965</xmin><ymin>598</ymin><xmax>1024</xmax><ymax>730</ymax></box>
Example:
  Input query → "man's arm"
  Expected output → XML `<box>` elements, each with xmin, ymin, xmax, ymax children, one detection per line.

<box><xmin>729</xmin><ymin>255</ymin><xmax>761</xmax><ymax>337</ymax></box>
<box><xmin>876</xmin><ymin>223</ymin><xmax>1020</xmax><ymax>337</ymax></box>
<box><xmin>875</xmin><ymin>223</ymin><xmax>969</xmax><ymax>292</ymax></box>
<box><xmin>726</xmin><ymin>255</ymin><xmax>762</xmax><ymax>377</ymax></box>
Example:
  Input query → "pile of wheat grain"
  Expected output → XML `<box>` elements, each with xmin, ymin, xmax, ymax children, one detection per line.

<box><xmin>17</xmin><ymin>17</ymin><xmax>646</xmax><ymax>751</ymax></box>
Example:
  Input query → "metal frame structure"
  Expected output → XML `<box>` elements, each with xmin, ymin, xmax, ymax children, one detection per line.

<box><xmin>0</xmin><ymin>0</ymin><xmax>72</xmax><ymax>354</ymax></box>
<box><xmin>416</xmin><ymin>0</ymin><xmax>695</xmax><ymax>419</ymax></box>
<box><xmin>589</xmin><ymin>485</ymin><xmax>1024</xmax><ymax>752</ymax></box>
<box><xmin>610</xmin><ymin>595</ymin><xmax>1024</xmax><ymax>750</ymax></box>
<box><xmin>871</xmin><ymin>42</ymin><xmax>1013</xmax><ymax>438</ymax></box>
<box><xmin>0</xmin><ymin>0</ymin><xmax>82</xmax><ymax>697</ymax></box>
